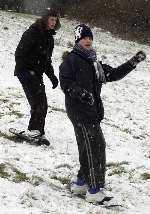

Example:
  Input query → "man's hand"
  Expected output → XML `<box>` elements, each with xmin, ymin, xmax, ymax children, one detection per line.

<box><xmin>129</xmin><ymin>51</ymin><xmax>146</xmax><ymax>66</ymax></box>
<box><xmin>50</xmin><ymin>75</ymin><xmax>58</xmax><ymax>89</ymax></box>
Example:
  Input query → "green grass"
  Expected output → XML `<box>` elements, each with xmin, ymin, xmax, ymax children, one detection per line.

<box><xmin>12</xmin><ymin>168</ymin><xmax>29</xmax><ymax>183</ymax></box>
<box><xmin>0</xmin><ymin>96</ymin><xmax>24</xmax><ymax>119</ymax></box>
<box><xmin>30</xmin><ymin>176</ymin><xmax>44</xmax><ymax>186</ymax></box>
<box><xmin>55</xmin><ymin>163</ymin><xmax>72</xmax><ymax>169</ymax></box>
<box><xmin>0</xmin><ymin>98</ymin><xmax>9</xmax><ymax>103</ymax></box>
<box><xmin>141</xmin><ymin>172</ymin><xmax>150</xmax><ymax>180</ymax></box>
<box><xmin>0</xmin><ymin>162</ymin><xmax>46</xmax><ymax>185</ymax></box>
<box><xmin>0</xmin><ymin>162</ymin><xmax>29</xmax><ymax>183</ymax></box>
<box><xmin>8</xmin><ymin>110</ymin><xmax>24</xmax><ymax>118</ymax></box>
<box><xmin>0</xmin><ymin>130</ymin><xmax>23</xmax><ymax>143</ymax></box>
<box><xmin>0</xmin><ymin>163</ymin><xmax>10</xmax><ymax>179</ymax></box>
<box><xmin>48</xmin><ymin>105</ymin><xmax>66</xmax><ymax>113</ymax></box>
<box><xmin>106</xmin><ymin>161</ymin><xmax>129</xmax><ymax>176</ymax></box>
<box><xmin>107</xmin><ymin>161</ymin><xmax>129</xmax><ymax>168</ymax></box>
<box><xmin>108</xmin><ymin>165</ymin><xmax>127</xmax><ymax>176</ymax></box>
<box><xmin>51</xmin><ymin>175</ymin><xmax>71</xmax><ymax>185</ymax></box>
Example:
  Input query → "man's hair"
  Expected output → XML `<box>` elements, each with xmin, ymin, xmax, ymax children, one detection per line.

<box><xmin>36</xmin><ymin>8</ymin><xmax>61</xmax><ymax>31</ymax></box>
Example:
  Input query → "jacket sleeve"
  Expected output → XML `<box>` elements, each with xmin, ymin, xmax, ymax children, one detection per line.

<box><xmin>102</xmin><ymin>61</ymin><xmax>136</xmax><ymax>82</ymax></box>
<box><xmin>15</xmin><ymin>28</ymin><xmax>37</xmax><ymax>71</ymax></box>
<box><xmin>59</xmin><ymin>57</ymin><xmax>85</xmax><ymax>98</ymax></box>
<box><xmin>45</xmin><ymin>61</ymin><xmax>55</xmax><ymax>79</ymax></box>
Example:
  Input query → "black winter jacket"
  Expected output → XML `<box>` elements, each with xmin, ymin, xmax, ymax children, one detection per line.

<box><xmin>59</xmin><ymin>51</ymin><xmax>135</xmax><ymax>123</ymax></box>
<box><xmin>14</xmin><ymin>22</ymin><xmax>55</xmax><ymax>79</ymax></box>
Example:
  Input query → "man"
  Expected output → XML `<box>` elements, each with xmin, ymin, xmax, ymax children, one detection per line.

<box><xmin>59</xmin><ymin>24</ymin><xmax>146</xmax><ymax>202</ymax></box>
<box><xmin>14</xmin><ymin>9</ymin><xmax>60</xmax><ymax>145</ymax></box>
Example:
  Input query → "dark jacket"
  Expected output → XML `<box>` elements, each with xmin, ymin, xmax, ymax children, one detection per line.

<box><xmin>14</xmin><ymin>22</ymin><xmax>55</xmax><ymax>79</ymax></box>
<box><xmin>59</xmin><ymin>51</ymin><xmax>135</xmax><ymax>123</ymax></box>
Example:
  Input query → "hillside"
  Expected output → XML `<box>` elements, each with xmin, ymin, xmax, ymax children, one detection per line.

<box><xmin>0</xmin><ymin>11</ymin><xmax>150</xmax><ymax>214</ymax></box>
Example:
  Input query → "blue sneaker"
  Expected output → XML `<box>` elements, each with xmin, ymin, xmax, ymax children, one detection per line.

<box><xmin>70</xmin><ymin>177</ymin><xmax>88</xmax><ymax>195</ymax></box>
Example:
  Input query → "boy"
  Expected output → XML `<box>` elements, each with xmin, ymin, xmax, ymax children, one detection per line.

<box><xmin>59</xmin><ymin>24</ymin><xmax>146</xmax><ymax>202</ymax></box>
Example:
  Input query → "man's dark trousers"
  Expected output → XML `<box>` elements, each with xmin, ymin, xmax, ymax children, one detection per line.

<box><xmin>17</xmin><ymin>71</ymin><xmax>48</xmax><ymax>135</ymax></box>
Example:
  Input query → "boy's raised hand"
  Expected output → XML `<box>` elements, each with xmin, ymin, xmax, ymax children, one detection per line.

<box><xmin>129</xmin><ymin>51</ymin><xmax>146</xmax><ymax>66</ymax></box>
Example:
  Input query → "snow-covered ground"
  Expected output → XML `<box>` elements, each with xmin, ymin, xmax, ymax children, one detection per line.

<box><xmin>0</xmin><ymin>11</ymin><xmax>150</xmax><ymax>214</ymax></box>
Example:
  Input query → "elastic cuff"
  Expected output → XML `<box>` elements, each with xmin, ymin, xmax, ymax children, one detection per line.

<box><xmin>88</xmin><ymin>186</ymin><xmax>100</xmax><ymax>194</ymax></box>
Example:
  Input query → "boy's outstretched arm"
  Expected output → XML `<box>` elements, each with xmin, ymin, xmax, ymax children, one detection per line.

<box><xmin>103</xmin><ymin>51</ymin><xmax>146</xmax><ymax>82</ymax></box>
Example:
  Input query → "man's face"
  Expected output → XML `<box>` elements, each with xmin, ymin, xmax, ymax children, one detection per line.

<box><xmin>47</xmin><ymin>16</ymin><xmax>57</xmax><ymax>30</ymax></box>
<box><xmin>79</xmin><ymin>37</ymin><xmax>93</xmax><ymax>49</ymax></box>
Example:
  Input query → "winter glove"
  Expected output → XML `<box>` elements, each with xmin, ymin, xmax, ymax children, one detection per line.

<box><xmin>129</xmin><ymin>51</ymin><xmax>146</xmax><ymax>66</ymax></box>
<box><xmin>50</xmin><ymin>75</ymin><xmax>58</xmax><ymax>89</ymax></box>
<box><xmin>79</xmin><ymin>90</ymin><xmax>94</xmax><ymax>106</ymax></box>
<box><xmin>66</xmin><ymin>86</ymin><xmax>94</xmax><ymax>105</ymax></box>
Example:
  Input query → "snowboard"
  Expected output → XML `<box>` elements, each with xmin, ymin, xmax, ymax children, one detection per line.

<box><xmin>49</xmin><ymin>180</ymin><xmax>123</xmax><ymax>210</ymax></box>
<box><xmin>9</xmin><ymin>128</ymin><xmax>50</xmax><ymax>146</ymax></box>
<box><xmin>70</xmin><ymin>193</ymin><xmax>114</xmax><ymax>205</ymax></box>
<box><xmin>66</xmin><ymin>188</ymin><xmax>123</xmax><ymax>209</ymax></box>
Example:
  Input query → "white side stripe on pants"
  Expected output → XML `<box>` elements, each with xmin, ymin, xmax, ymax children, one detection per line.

<box><xmin>81</xmin><ymin>124</ymin><xmax>97</xmax><ymax>188</ymax></box>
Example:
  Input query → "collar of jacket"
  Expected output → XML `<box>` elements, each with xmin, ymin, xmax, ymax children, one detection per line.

<box><xmin>31</xmin><ymin>23</ymin><xmax>56</xmax><ymax>36</ymax></box>
<box><xmin>40</xmin><ymin>28</ymin><xmax>56</xmax><ymax>43</ymax></box>
<box><xmin>44</xmin><ymin>29</ymin><xmax>56</xmax><ymax>36</ymax></box>
<box><xmin>72</xmin><ymin>49</ymin><xmax>94</xmax><ymax>64</ymax></box>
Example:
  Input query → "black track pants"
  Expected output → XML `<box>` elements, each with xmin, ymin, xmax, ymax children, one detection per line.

<box><xmin>72</xmin><ymin>121</ymin><xmax>106</xmax><ymax>188</ymax></box>
<box><xmin>17</xmin><ymin>72</ymin><xmax>48</xmax><ymax>135</ymax></box>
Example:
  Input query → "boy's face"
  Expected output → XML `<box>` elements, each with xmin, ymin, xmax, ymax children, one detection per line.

<box><xmin>79</xmin><ymin>37</ymin><xmax>93</xmax><ymax>49</ymax></box>
<box><xmin>47</xmin><ymin>16</ymin><xmax>57</xmax><ymax>30</ymax></box>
